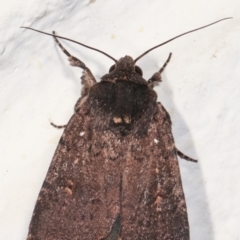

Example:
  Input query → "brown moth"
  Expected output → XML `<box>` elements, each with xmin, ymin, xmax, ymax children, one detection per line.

<box><xmin>22</xmin><ymin>18</ymin><xmax>230</xmax><ymax>240</ymax></box>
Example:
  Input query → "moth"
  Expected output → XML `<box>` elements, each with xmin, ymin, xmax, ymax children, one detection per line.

<box><xmin>22</xmin><ymin>17</ymin><xmax>230</xmax><ymax>240</ymax></box>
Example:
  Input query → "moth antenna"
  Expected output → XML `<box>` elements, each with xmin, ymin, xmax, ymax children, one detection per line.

<box><xmin>134</xmin><ymin>17</ymin><xmax>232</xmax><ymax>63</ymax></box>
<box><xmin>20</xmin><ymin>27</ymin><xmax>118</xmax><ymax>63</ymax></box>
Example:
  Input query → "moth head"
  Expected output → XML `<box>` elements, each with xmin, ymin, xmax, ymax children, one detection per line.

<box><xmin>109</xmin><ymin>56</ymin><xmax>143</xmax><ymax>76</ymax></box>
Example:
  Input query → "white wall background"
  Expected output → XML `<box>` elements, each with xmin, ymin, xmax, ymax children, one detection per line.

<box><xmin>0</xmin><ymin>0</ymin><xmax>239</xmax><ymax>239</ymax></box>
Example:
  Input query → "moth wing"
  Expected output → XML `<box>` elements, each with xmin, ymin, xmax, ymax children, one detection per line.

<box><xmin>120</xmin><ymin>102</ymin><xmax>189</xmax><ymax>240</ymax></box>
<box><xmin>27</xmin><ymin>104</ymin><xmax>121</xmax><ymax>240</ymax></box>
<box><xmin>27</xmin><ymin>97</ymin><xmax>189</xmax><ymax>240</ymax></box>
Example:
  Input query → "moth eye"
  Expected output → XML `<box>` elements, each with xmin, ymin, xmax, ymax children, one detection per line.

<box><xmin>135</xmin><ymin>66</ymin><xmax>143</xmax><ymax>76</ymax></box>
<box><xmin>109</xmin><ymin>65</ymin><xmax>116</xmax><ymax>72</ymax></box>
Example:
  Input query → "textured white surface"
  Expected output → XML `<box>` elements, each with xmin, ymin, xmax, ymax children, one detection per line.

<box><xmin>0</xmin><ymin>0</ymin><xmax>239</xmax><ymax>239</ymax></box>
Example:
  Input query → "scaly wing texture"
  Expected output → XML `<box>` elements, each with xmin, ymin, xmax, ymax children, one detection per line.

<box><xmin>27</xmin><ymin>109</ymin><xmax>122</xmax><ymax>240</ymax></box>
<box><xmin>27</xmin><ymin>99</ymin><xmax>189</xmax><ymax>240</ymax></box>
<box><xmin>120</xmin><ymin>102</ymin><xmax>189</xmax><ymax>240</ymax></box>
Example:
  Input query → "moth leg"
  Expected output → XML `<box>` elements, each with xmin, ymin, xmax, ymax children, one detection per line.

<box><xmin>176</xmin><ymin>148</ymin><xmax>198</xmax><ymax>163</ymax></box>
<box><xmin>159</xmin><ymin>52</ymin><xmax>172</xmax><ymax>74</ymax></box>
<box><xmin>52</xmin><ymin>31</ymin><xmax>96</xmax><ymax>96</ymax></box>
<box><xmin>53</xmin><ymin>31</ymin><xmax>86</xmax><ymax>69</ymax></box>
<box><xmin>148</xmin><ymin>52</ymin><xmax>172</xmax><ymax>88</ymax></box>
<box><xmin>50</xmin><ymin>122</ymin><xmax>67</xmax><ymax>129</ymax></box>
<box><xmin>158</xmin><ymin>103</ymin><xmax>197</xmax><ymax>163</ymax></box>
